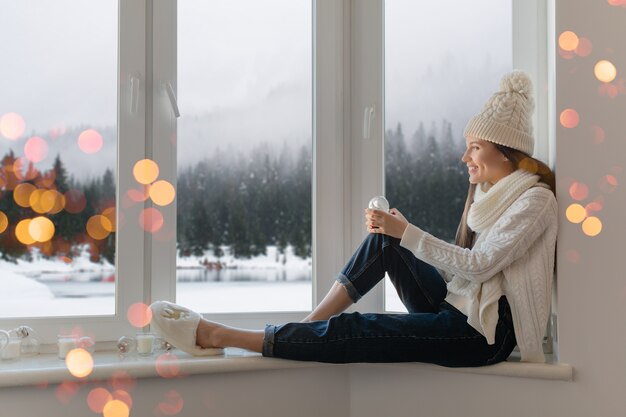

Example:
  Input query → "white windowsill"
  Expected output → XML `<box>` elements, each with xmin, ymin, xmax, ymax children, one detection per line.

<box><xmin>0</xmin><ymin>350</ymin><xmax>573</xmax><ymax>389</ymax></box>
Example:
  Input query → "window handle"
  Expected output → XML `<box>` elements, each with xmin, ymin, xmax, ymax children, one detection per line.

<box><xmin>129</xmin><ymin>73</ymin><xmax>141</xmax><ymax>114</ymax></box>
<box><xmin>163</xmin><ymin>81</ymin><xmax>181</xmax><ymax>118</ymax></box>
<box><xmin>363</xmin><ymin>105</ymin><xmax>375</xmax><ymax>140</ymax></box>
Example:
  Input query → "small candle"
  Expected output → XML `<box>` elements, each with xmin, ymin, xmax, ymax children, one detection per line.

<box><xmin>1</xmin><ymin>338</ymin><xmax>21</xmax><ymax>360</ymax></box>
<box><xmin>136</xmin><ymin>334</ymin><xmax>154</xmax><ymax>356</ymax></box>
<box><xmin>58</xmin><ymin>335</ymin><xmax>77</xmax><ymax>359</ymax></box>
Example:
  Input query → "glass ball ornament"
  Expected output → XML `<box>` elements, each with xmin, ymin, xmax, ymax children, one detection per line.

<box><xmin>13</xmin><ymin>326</ymin><xmax>41</xmax><ymax>356</ymax></box>
<box><xmin>0</xmin><ymin>330</ymin><xmax>9</xmax><ymax>351</ymax></box>
<box><xmin>368</xmin><ymin>196</ymin><xmax>389</xmax><ymax>212</ymax></box>
<box><xmin>153</xmin><ymin>336</ymin><xmax>173</xmax><ymax>353</ymax></box>
<box><xmin>116</xmin><ymin>336</ymin><xmax>137</xmax><ymax>356</ymax></box>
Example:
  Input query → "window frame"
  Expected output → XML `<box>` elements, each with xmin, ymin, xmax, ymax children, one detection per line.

<box><xmin>0</xmin><ymin>0</ymin><xmax>146</xmax><ymax>344</ymax></box>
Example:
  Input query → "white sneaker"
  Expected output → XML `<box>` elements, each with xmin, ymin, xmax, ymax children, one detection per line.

<box><xmin>149</xmin><ymin>301</ymin><xmax>224</xmax><ymax>356</ymax></box>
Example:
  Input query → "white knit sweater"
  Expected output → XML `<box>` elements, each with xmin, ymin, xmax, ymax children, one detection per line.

<box><xmin>399</xmin><ymin>182</ymin><xmax>558</xmax><ymax>363</ymax></box>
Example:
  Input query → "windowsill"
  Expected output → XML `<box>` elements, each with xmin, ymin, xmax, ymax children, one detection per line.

<box><xmin>0</xmin><ymin>350</ymin><xmax>573</xmax><ymax>389</ymax></box>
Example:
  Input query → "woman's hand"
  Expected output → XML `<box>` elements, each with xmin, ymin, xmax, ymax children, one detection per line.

<box><xmin>364</xmin><ymin>208</ymin><xmax>409</xmax><ymax>239</ymax></box>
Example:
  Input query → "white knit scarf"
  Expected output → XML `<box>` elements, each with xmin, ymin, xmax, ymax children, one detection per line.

<box><xmin>467</xmin><ymin>169</ymin><xmax>546</xmax><ymax>233</ymax></box>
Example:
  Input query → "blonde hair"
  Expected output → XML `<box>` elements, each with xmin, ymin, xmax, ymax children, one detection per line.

<box><xmin>455</xmin><ymin>145</ymin><xmax>555</xmax><ymax>249</ymax></box>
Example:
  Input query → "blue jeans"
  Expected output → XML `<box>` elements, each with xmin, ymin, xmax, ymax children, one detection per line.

<box><xmin>262</xmin><ymin>234</ymin><xmax>517</xmax><ymax>367</ymax></box>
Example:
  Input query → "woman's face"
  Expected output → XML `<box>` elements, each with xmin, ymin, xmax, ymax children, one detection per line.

<box><xmin>461</xmin><ymin>136</ymin><xmax>514</xmax><ymax>185</ymax></box>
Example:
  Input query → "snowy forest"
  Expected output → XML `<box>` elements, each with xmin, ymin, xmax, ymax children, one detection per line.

<box><xmin>0</xmin><ymin>118</ymin><xmax>470</xmax><ymax>265</ymax></box>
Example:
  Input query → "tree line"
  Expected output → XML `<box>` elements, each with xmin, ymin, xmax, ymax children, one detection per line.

<box><xmin>0</xmin><ymin>119</ymin><xmax>469</xmax><ymax>265</ymax></box>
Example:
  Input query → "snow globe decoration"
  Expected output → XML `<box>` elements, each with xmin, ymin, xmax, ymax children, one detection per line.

<box><xmin>13</xmin><ymin>326</ymin><xmax>41</xmax><ymax>357</ymax></box>
<box><xmin>368</xmin><ymin>196</ymin><xmax>390</xmax><ymax>212</ymax></box>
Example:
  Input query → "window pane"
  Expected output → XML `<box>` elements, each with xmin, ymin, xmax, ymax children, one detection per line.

<box><xmin>177</xmin><ymin>0</ymin><xmax>312</xmax><ymax>313</ymax></box>
<box><xmin>0</xmin><ymin>1</ymin><xmax>117</xmax><ymax>318</ymax></box>
<box><xmin>384</xmin><ymin>0</ymin><xmax>512</xmax><ymax>312</ymax></box>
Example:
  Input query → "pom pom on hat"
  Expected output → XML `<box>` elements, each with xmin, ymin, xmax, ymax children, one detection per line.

<box><xmin>463</xmin><ymin>70</ymin><xmax>535</xmax><ymax>156</ymax></box>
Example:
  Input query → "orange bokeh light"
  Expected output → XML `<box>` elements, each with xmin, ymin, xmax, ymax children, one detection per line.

<box><xmin>13</xmin><ymin>183</ymin><xmax>36</xmax><ymax>207</ymax></box>
<box><xmin>568</xmin><ymin>182</ymin><xmax>588</xmax><ymax>200</ymax></box>
<box><xmin>65</xmin><ymin>348</ymin><xmax>94</xmax><ymax>378</ymax></box>
<box><xmin>111</xmin><ymin>390</ymin><xmax>133</xmax><ymax>411</ymax></box>
<box><xmin>592</xmin><ymin>126</ymin><xmax>605</xmax><ymax>144</ymax></box>
<box><xmin>559</xmin><ymin>109</ymin><xmax>579</xmax><ymax>128</ymax></box>
<box><xmin>558</xmin><ymin>31</ymin><xmax>579</xmax><ymax>51</ymax></box>
<box><xmin>582</xmin><ymin>216</ymin><xmax>602</xmax><ymax>237</ymax></box>
<box><xmin>24</xmin><ymin>136</ymin><xmax>49</xmax><ymax>163</ymax></box>
<box><xmin>127</xmin><ymin>302</ymin><xmax>153</xmax><ymax>328</ymax></box>
<box><xmin>86</xmin><ymin>215</ymin><xmax>112</xmax><ymax>240</ymax></box>
<box><xmin>149</xmin><ymin>180</ymin><xmax>176</xmax><ymax>206</ymax></box>
<box><xmin>13</xmin><ymin>157</ymin><xmax>39</xmax><ymax>181</ymax></box>
<box><xmin>64</xmin><ymin>189</ymin><xmax>87</xmax><ymax>213</ymax></box>
<box><xmin>0</xmin><ymin>112</ymin><xmax>26</xmax><ymax>140</ymax></box>
<box><xmin>574</xmin><ymin>37</ymin><xmax>592</xmax><ymax>57</ymax></box>
<box><xmin>565</xmin><ymin>249</ymin><xmax>581</xmax><ymax>264</ymax></box>
<box><xmin>158</xmin><ymin>390</ymin><xmax>184</xmax><ymax>415</ymax></box>
<box><xmin>156</xmin><ymin>353</ymin><xmax>180</xmax><ymax>379</ymax></box>
<box><xmin>103</xmin><ymin>400</ymin><xmax>130</xmax><ymax>417</ymax></box>
<box><xmin>127</xmin><ymin>186</ymin><xmax>150</xmax><ymax>202</ymax></box>
<box><xmin>15</xmin><ymin>219</ymin><xmax>36</xmax><ymax>245</ymax></box>
<box><xmin>87</xmin><ymin>387</ymin><xmax>113</xmax><ymax>413</ymax></box>
<box><xmin>599</xmin><ymin>175</ymin><xmax>618</xmax><ymax>193</ymax></box>
<box><xmin>78</xmin><ymin>129</ymin><xmax>103</xmax><ymax>154</ymax></box>
<box><xmin>594</xmin><ymin>60</ymin><xmax>617</xmax><ymax>83</ymax></box>
<box><xmin>110</xmin><ymin>370</ymin><xmax>137</xmax><ymax>392</ymax></box>
<box><xmin>55</xmin><ymin>381</ymin><xmax>80</xmax><ymax>405</ymax></box>
<box><xmin>28</xmin><ymin>216</ymin><xmax>55</xmax><ymax>242</ymax></box>
<box><xmin>566</xmin><ymin>203</ymin><xmax>586</xmax><ymax>224</ymax></box>
<box><xmin>102</xmin><ymin>207</ymin><xmax>117</xmax><ymax>232</ymax></box>
<box><xmin>140</xmin><ymin>207</ymin><xmax>164</xmax><ymax>233</ymax></box>
<box><xmin>133</xmin><ymin>159</ymin><xmax>159</xmax><ymax>185</ymax></box>
<box><xmin>30</xmin><ymin>188</ymin><xmax>56</xmax><ymax>214</ymax></box>
<box><xmin>45</xmin><ymin>190</ymin><xmax>66</xmax><ymax>214</ymax></box>
<box><xmin>0</xmin><ymin>211</ymin><xmax>8</xmax><ymax>234</ymax></box>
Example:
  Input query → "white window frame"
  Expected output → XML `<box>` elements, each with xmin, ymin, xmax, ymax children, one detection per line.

<box><xmin>0</xmin><ymin>0</ymin><xmax>146</xmax><ymax>344</ymax></box>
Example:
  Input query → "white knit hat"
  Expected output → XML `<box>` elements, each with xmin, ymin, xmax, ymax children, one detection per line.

<box><xmin>463</xmin><ymin>70</ymin><xmax>535</xmax><ymax>156</ymax></box>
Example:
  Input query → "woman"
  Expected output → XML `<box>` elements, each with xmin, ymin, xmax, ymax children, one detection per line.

<box><xmin>150</xmin><ymin>70</ymin><xmax>558</xmax><ymax>367</ymax></box>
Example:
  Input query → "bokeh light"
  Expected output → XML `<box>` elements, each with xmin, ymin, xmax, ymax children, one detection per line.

<box><xmin>28</xmin><ymin>216</ymin><xmax>55</xmax><ymax>242</ymax></box>
<box><xmin>45</xmin><ymin>190</ymin><xmax>66</xmax><ymax>214</ymax></box>
<box><xmin>149</xmin><ymin>180</ymin><xmax>176</xmax><ymax>206</ymax></box>
<box><xmin>598</xmin><ymin>175</ymin><xmax>618</xmax><ymax>193</ymax></box>
<box><xmin>594</xmin><ymin>60</ymin><xmax>617</xmax><ymax>83</ymax></box>
<box><xmin>140</xmin><ymin>207</ymin><xmax>164</xmax><ymax>233</ymax></box>
<box><xmin>86</xmin><ymin>215</ymin><xmax>112</xmax><ymax>240</ymax></box>
<box><xmin>13</xmin><ymin>183</ymin><xmax>36</xmax><ymax>207</ymax></box>
<box><xmin>558</xmin><ymin>31</ymin><xmax>579</xmax><ymax>51</ymax></box>
<box><xmin>64</xmin><ymin>189</ymin><xmax>87</xmax><ymax>213</ymax></box>
<box><xmin>158</xmin><ymin>390</ymin><xmax>184</xmax><ymax>415</ymax></box>
<box><xmin>558</xmin><ymin>48</ymin><xmax>575</xmax><ymax>60</ymax></box>
<box><xmin>78</xmin><ymin>129</ymin><xmax>103</xmax><ymax>154</ymax></box>
<box><xmin>111</xmin><ymin>390</ymin><xmax>133</xmax><ymax>410</ymax></box>
<box><xmin>565</xmin><ymin>249</ymin><xmax>580</xmax><ymax>264</ymax></box>
<box><xmin>156</xmin><ymin>353</ymin><xmax>180</xmax><ymax>379</ymax></box>
<box><xmin>110</xmin><ymin>370</ymin><xmax>137</xmax><ymax>392</ymax></box>
<box><xmin>102</xmin><ymin>207</ymin><xmax>117</xmax><ymax>232</ymax></box>
<box><xmin>87</xmin><ymin>387</ymin><xmax>112</xmax><ymax>413</ymax></box>
<box><xmin>0</xmin><ymin>112</ymin><xmax>26</xmax><ymax>140</ymax></box>
<box><xmin>13</xmin><ymin>157</ymin><xmax>39</xmax><ymax>181</ymax></box>
<box><xmin>574</xmin><ymin>37</ymin><xmax>592</xmax><ymax>57</ymax></box>
<box><xmin>127</xmin><ymin>186</ymin><xmax>150</xmax><ymax>202</ymax></box>
<box><xmin>65</xmin><ymin>348</ymin><xmax>94</xmax><ymax>378</ymax></box>
<box><xmin>24</xmin><ymin>136</ymin><xmax>49</xmax><ymax>163</ymax></box>
<box><xmin>103</xmin><ymin>400</ymin><xmax>130</xmax><ymax>417</ymax></box>
<box><xmin>585</xmin><ymin>200</ymin><xmax>603</xmax><ymax>215</ymax></box>
<box><xmin>568</xmin><ymin>182</ymin><xmax>588</xmax><ymax>200</ymax></box>
<box><xmin>55</xmin><ymin>381</ymin><xmax>80</xmax><ymax>405</ymax></box>
<box><xmin>30</xmin><ymin>188</ymin><xmax>56</xmax><ymax>214</ymax></box>
<box><xmin>582</xmin><ymin>216</ymin><xmax>602</xmax><ymax>237</ymax></box>
<box><xmin>560</xmin><ymin>109</ymin><xmax>579</xmax><ymax>128</ymax></box>
<box><xmin>127</xmin><ymin>302</ymin><xmax>152</xmax><ymax>328</ymax></box>
<box><xmin>566</xmin><ymin>203</ymin><xmax>586</xmax><ymax>224</ymax></box>
<box><xmin>133</xmin><ymin>159</ymin><xmax>159</xmax><ymax>185</ymax></box>
<box><xmin>0</xmin><ymin>211</ymin><xmax>8</xmax><ymax>233</ymax></box>
<box><xmin>15</xmin><ymin>219</ymin><xmax>35</xmax><ymax>245</ymax></box>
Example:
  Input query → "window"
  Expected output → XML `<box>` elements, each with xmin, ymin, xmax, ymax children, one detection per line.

<box><xmin>383</xmin><ymin>0</ymin><xmax>513</xmax><ymax>312</ymax></box>
<box><xmin>175</xmin><ymin>0</ymin><xmax>313</xmax><ymax>314</ymax></box>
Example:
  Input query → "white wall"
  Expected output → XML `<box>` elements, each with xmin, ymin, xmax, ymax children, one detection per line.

<box><xmin>350</xmin><ymin>1</ymin><xmax>626</xmax><ymax>416</ymax></box>
<box><xmin>0</xmin><ymin>367</ymin><xmax>350</xmax><ymax>417</ymax></box>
